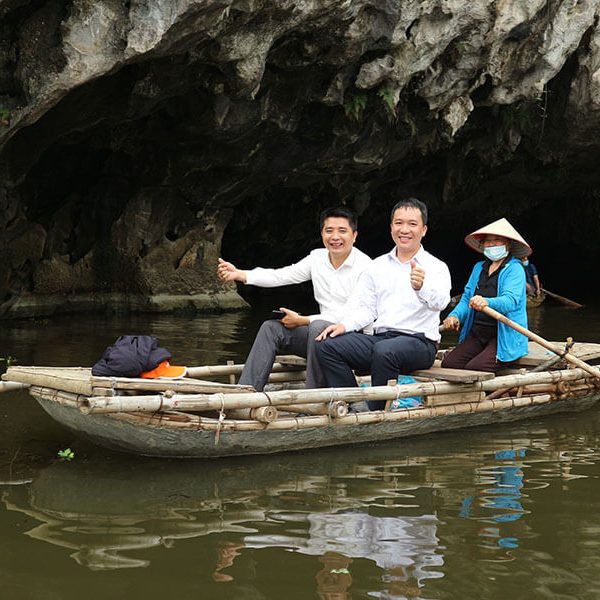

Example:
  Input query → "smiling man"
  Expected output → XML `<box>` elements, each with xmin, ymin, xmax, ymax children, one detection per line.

<box><xmin>316</xmin><ymin>198</ymin><xmax>451</xmax><ymax>409</ymax></box>
<box><xmin>217</xmin><ymin>206</ymin><xmax>371</xmax><ymax>391</ymax></box>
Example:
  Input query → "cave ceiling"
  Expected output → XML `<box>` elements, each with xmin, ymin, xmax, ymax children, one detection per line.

<box><xmin>1</xmin><ymin>0</ymin><xmax>600</xmax><ymax>317</ymax></box>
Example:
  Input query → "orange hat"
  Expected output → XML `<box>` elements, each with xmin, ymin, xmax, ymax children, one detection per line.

<box><xmin>141</xmin><ymin>361</ymin><xmax>187</xmax><ymax>379</ymax></box>
<box><xmin>464</xmin><ymin>218</ymin><xmax>532</xmax><ymax>258</ymax></box>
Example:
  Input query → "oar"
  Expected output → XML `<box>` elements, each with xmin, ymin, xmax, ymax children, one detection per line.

<box><xmin>482</xmin><ymin>306</ymin><xmax>600</xmax><ymax>380</ymax></box>
<box><xmin>541</xmin><ymin>288</ymin><xmax>583</xmax><ymax>309</ymax></box>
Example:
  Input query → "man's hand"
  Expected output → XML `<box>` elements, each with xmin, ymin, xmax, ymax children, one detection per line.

<box><xmin>217</xmin><ymin>258</ymin><xmax>246</xmax><ymax>283</ymax></box>
<box><xmin>316</xmin><ymin>323</ymin><xmax>346</xmax><ymax>340</ymax></box>
<box><xmin>410</xmin><ymin>260</ymin><xmax>425</xmax><ymax>291</ymax></box>
<box><xmin>280</xmin><ymin>308</ymin><xmax>309</xmax><ymax>329</ymax></box>
<box><xmin>469</xmin><ymin>295</ymin><xmax>489</xmax><ymax>311</ymax></box>
<box><xmin>442</xmin><ymin>316</ymin><xmax>460</xmax><ymax>331</ymax></box>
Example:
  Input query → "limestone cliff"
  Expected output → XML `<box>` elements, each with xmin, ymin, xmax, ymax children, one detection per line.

<box><xmin>1</xmin><ymin>0</ymin><xmax>599</xmax><ymax>317</ymax></box>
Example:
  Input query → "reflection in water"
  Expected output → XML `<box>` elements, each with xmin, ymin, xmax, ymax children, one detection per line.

<box><xmin>4</xmin><ymin>417</ymin><xmax>600</xmax><ymax>600</ymax></box>
<box><xmin>525</xmin><ymin>305</ymin><xmax>543</xmax><ymax>335</ymax></box>
<box><xmin>459</xmin><ymin>449</ymin><xmax>527</xmax><ymax>558</ymax></box>
<box><xmin>245</xmin><ymin>511</ymin><xmax>443</xmax><ymax>595</ymax></box>
<box><xmin>315</xmin><ymin>552</ymin><xmax>353</xmax><ymax>600</ymax></box>
<box><xmin>0</xmin><ymin>445</ymin><xmax>449</xmax><ymax>599</ymax></box>
<box><xmin>213</xmin><ymin>541</ymin><xmax>246</xmax><ymax>582</ymax></box>
<box><xmin>2</xmin><ymin>460</ymin><xmax>265</xmax><ymax>571</ymax></box>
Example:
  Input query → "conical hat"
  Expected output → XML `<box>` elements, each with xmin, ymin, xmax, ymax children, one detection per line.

<box><xmin>464</xmin><ymin>218</ymin><xmax>532</xmax><ymax>258</ymax></box>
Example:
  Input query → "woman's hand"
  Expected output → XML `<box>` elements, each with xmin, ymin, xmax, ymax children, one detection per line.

<box><xmin>443</xmin><ymin>316</ymin><xmax>460</xmax><ymax>331</ymax></box>
<box><xmin>469</xmin><ymin>295</ymin><xmax>489</xmax><ymax>311</ymax></box>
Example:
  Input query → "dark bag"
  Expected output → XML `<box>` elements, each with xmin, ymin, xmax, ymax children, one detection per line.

<box><xmin>91</xmin><ymin>335</ymin><xmax>171</xmax><ymax>377</ymax></box>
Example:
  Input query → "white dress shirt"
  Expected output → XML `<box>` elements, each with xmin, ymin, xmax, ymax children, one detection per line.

<box><xmin>245</xmin><ymin>247</ymin><xmax>372</xmax><ymax>323</ymax></box>
<box><xmin>341</xmin><ymin>246</ymin><xmax>451</xmax><ymax>342</ymax></box>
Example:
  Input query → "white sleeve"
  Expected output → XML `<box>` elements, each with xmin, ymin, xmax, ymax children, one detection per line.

<box><xmin>416</xmin><ymin>260</ymin><xmax>451</xmax><ymax>311</ymax></box>
<box><xmin>245</xmin><ymin>255</ymin><xmax>313</xmax><ymax>288</ymax></box>
<box><xmin>340</xmin><ymin>271</ymin><xmax>378</xmax><ymax>332</ymax></box>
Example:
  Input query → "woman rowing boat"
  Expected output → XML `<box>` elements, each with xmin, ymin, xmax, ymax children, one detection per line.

<box><xmin>441</xmin><ymin>218</ymin><xmax>531</xmax><ymax>373</ymax></box>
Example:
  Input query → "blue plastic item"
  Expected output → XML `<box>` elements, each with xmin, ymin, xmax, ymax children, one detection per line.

<box><xmin>390</xmin><ymin>375</ymin><xmax>422</xmax><ymax>410</ymax></box>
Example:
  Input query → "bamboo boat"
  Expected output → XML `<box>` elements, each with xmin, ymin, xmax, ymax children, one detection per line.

<box><xmin>3</xmin><ymin>342</ymin><xmax>600</xmax><ymax>459</ymax></box>
<box><xmin>526</xmin><ymin>292</ymin><xmax>546</xmax><ymax>308</ymax></box>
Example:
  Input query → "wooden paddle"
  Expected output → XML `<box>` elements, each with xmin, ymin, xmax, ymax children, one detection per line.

<box><xmin>541</xmin><ymin>288</ymin><xmax>583</xmax><ymax>309</ymax></box>
<box><xmin>482</xmin><ymin>305</ymin><xmax>600</xmax><ymax>380</ymax></box>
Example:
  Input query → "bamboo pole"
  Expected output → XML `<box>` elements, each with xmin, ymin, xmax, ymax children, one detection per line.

<box><xmin>195</xmin><ymin>392</ymin><xmax>564</xmax><ymax>430</ymax></box>
<box><xmin>91</xmin><ymin>377</ymin><xmax>255</xmax><ymax>393</ymax></box>
<box><xmin>186</xmin><ymin>361</ymin><xmax>304</xmax><ymax>378</ymax></box>
<box><xmin>265</xmin><ymin>372</ymin><xmax>307</xmax><ymax>383</ymax></box>
<box><xmin>0</xmin><ymin>381</ymin><xmax>29</xmax><ymax>393</ymax></box>
<box><xmin>227</xmin><ymin>360</ymin><xmax>236</xmax><ymax>385</ymax></box>
<box><xmin>32</xmin><ymin>383</ymin><xmax>597</xmax><ymax>435</ymax></box>
<box><xmin>227</xmin><ymin>406</ymin><xmax>278</xmax><ymax>423</ymax></box>
<box><xmin>487</xmin><ymin>339</ymin><xmax>573</xmax><ymax>400</ymax></box>
<box><xmin>481</xmin><ymin>306</ymin><xmax>600</xmax><ymax>380</ymax></box>
<box><xmin>277</xmin><ymin>401</ymin><xmax>348</xmax><ymax>418</ymax></box>
<box><xmin>79</xmin><ymin>365</ymin><xmax>598</xmax><ymax>414</ymax></box>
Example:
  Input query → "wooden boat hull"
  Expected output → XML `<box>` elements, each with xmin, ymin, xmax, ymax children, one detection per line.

<box><xmin>33</xmin><ymin>391</ymin><xmax>600</xmax><ymax>459</ymax></box>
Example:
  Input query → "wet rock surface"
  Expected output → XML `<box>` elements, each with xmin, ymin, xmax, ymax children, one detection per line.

<box><xmin>1</xmin><ymin>0</ymin><xmax>600</xmax><ymax>317</ymax></box>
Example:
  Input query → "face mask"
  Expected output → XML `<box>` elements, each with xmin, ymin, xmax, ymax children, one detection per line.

<box><xmin>483</xmin><ymin>245</ymin><xmax>508</xmax><ymax>261</ymax></box>
<box><xmin>522</xmin><ymin>260</ymin><xmax>529</xmax><ymax>266</ymax></box>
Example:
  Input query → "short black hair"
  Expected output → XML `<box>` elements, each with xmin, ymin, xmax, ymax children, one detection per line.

<box><xmin>390</xmin><ymin>198</ymin><xmax>428</xmax><ymax>225</ymax></box>
<box><xmin>319</xmin><ymin>206</ymin><xmax>358</xmax><ymax>231</ymax></box>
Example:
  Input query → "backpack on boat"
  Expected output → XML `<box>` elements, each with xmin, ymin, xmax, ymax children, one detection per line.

<box><xmin>91</xmin><ymin>335</ymin><xmax>171</xmax><ymax>378</ymax></box>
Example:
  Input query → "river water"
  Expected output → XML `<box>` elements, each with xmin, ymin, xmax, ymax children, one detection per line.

<box><xmin>1</xmin><ymin>302</ymin><xmax>600</xmax><ymax>599</ymax></box>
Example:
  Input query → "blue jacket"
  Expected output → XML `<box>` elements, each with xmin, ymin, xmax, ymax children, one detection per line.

<box><xmin>449</xmin><ymin>257</ymin><xmax>528</xmax><ymax>362</ymax></box>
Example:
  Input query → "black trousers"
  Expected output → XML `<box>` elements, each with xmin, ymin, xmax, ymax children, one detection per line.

<box><xmin>316</xmin><ymin>331</ymin><xmax>437</xmax><ymax>410</ymax></box>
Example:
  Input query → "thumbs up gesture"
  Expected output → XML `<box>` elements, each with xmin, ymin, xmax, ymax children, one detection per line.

<box><xmin>410</xmin><ymin>259</ymin><xmax>425</xmax><ymax>290</ymax></box>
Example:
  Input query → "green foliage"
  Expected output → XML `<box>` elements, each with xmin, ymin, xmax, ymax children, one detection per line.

<box><xmin>377</xmin><ymin>84</ymin><xmax>397</xmax><ymax>119</ymax></box>
<box><xmin>0</xmin><ymin>356</ymin><xmax>16</xmax><ymax>367</ymax></box>
<box><xmin>343</xmin><ymin>92</ymin><xmax>368</xmax><ymax>121</ymax></box>
<box><xmin>57</xmin><ymin>448</ymin><xmax>75</xmax><ymax>460</ymax></box>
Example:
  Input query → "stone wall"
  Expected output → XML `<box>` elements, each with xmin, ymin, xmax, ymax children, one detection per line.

<box><xmin>1</xmin><ymin>0</ymin><xmax>600</xmax><ymax>317</ymax></box>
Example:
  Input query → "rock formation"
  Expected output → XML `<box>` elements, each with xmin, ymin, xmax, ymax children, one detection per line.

<box><xmin>1</xmin><ymin>0</ymin><xmax>599</xmax><ymax>317</ymax></box>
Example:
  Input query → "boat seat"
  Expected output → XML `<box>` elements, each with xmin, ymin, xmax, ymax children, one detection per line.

<box><xmin>410</xmin><ymin>367</ymin><xmax>495</xmax><ymax>383</ymax></box>
<box><xmin>357</xmin><ymin>367</ymin><xmax>494</xmax><ymax>384</ymax></box>
<box><xmin>274</xmin><ymin>355</ymin><xmax>494</xmax><ymax>384</ymax></box>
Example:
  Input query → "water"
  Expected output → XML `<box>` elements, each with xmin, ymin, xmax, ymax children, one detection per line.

<box><xmin>2</xmin><ymin>303</ymin><xmax>600</xmax><ymax>599</ymax></box>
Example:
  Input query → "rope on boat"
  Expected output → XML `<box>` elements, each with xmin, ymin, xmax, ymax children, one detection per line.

<box><xmin>214</xmin><ymin>393</ymin><xmax>226</xmax><ymax>445</ymax></box>
<box><xmin>328</xmin><ymin>389</ymin><xmax>335</xmax><ymax>423</ymax></box>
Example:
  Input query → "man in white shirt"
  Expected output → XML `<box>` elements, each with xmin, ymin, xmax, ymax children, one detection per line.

<box><xmin>217</xmin><ymin>207</ymin><xmax>372</xmax><ymax>391</ymax></box>
<box><xmin>316</xmin><ymin>199</ymin><xmax>451</xmax><ymax>409</ymax></box>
